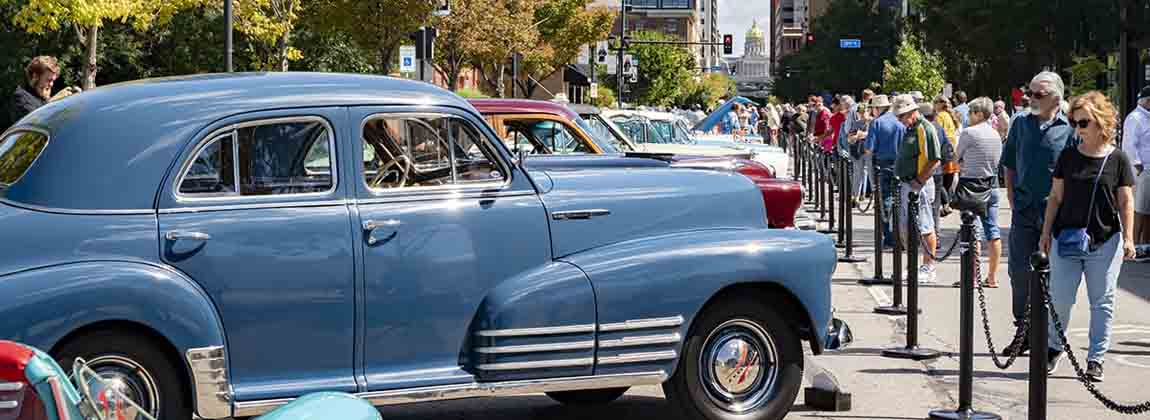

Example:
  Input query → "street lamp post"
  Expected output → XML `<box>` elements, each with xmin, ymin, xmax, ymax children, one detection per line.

<box><xmin>617</xmin><ymin>0</ymin><xmax>628</xmax><ymax>108</ymax></box>
<box><xmin>224</xmin><ymin>0</ymin><xmax>233</xmax><ymax>72</ymax></box>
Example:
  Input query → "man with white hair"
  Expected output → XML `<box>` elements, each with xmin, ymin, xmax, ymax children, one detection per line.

<box><xmin>1000</xmin><ymin>71</ymin><xmax>1080</xmax><ymax>357</ymax></box>
<box><xmin>1123</xmin><ymin>86</ymin><xmax>1150</xmax><ymax>248</ymax></box>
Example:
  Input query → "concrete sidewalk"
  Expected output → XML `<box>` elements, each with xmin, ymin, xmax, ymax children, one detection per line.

<box><xmin>799</xmin><ymin>189</ymin><xmax>1150</xmax><ymax>419</ymax></box>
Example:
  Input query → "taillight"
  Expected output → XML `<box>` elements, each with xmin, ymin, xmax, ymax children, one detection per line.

<box><xmin>733</xmin><ymin>159</ymin><xmax>774</xmax><ymax>180</ymax></box>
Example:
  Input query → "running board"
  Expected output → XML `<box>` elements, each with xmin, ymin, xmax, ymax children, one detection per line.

<box><xmin>232</xmin><ymin>371</ymin><xmax>668</xmax><ymax>417</ymax></box>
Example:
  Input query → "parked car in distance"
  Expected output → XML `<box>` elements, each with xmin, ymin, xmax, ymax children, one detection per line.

<box><xmin>473</xmin><ymin>99</ymin><xmax>803</xmax><ymax>229</ymax></box>
<box><xmin>0</xmin><ymin>73</ymin><xmax>848</xmax><ymax>420</ymax></box>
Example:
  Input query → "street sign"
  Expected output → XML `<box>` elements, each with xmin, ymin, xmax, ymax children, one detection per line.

<box><xmin>839</xmin><ymin>39</ymin><xmax>861</xmax><ymax>49</ymax></box>
<box><xmin>433</xmin><ymin>0</ymin><xmax>450</xmax><ymax>16</ymax></box>
<box><xmin>1145</xmin><ymin>65</ymin><xmax>1150</xmax><ymax>81</ymax></box>
<box><xmin>399</xmin><ymin>46</ymin><xmax>416</xmax><ymax>73</ymax></box>
<box><xmin>622</xmin><ymin>54</ymin><xmax>637</xmax><ymax>77</ymax></box>
<box><xmin>590</xmin><ymin>83</ymin><xmax>599</xmax><ymax>99</ymax></box>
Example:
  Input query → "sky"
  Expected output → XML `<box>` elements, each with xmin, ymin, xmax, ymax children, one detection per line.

<box><xmin>717</xmin><ymin>0</ymin><xmax>771</xmax><ymax>57</ymax></box>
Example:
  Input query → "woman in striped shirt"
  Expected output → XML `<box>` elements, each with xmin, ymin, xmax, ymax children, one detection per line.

<box><xmin>955</xmin><ymin>97</ymin><xmax>1005</xmax><ymax>287</ymax></box>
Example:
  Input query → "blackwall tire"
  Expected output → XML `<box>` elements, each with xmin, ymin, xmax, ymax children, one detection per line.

<box><xmin>663</xmin><ymin>297</ymin><xmax>803</xmax><ymax>420</ymax></box>
<box><xmin>54</xmin><ymin>330</ymin><xmax>192</xmax><ymax>420</ymax></box>
<box><xmin>546</xmin><ymin>387</ymin><xmax>629</xmax><ymax>405</ymax></box>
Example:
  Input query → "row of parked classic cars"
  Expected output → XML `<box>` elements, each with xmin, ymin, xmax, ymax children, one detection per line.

<box><xmin>0</xmin><ymin>72</ymin><xmax>848</xmax><ymax>420</ymax></box>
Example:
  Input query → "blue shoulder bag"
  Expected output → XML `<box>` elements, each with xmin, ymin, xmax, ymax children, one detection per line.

<box><xmin>1056</xmin><ymin>151</ymin><xmax>1113</xmax><ymax>257</ymax></box>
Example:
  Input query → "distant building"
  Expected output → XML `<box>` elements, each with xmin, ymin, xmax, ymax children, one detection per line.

<box><xmin>773</xmin><ymin>0</ymin><xmax>809</xmax><ymax>72</ymax></box>
<box><xmin>601</xmin><ymin>0</ymin><xmax>705</xmax><ymax>67</ymax></box>
<box><xmin>736</xmin><ymin>20</ymin><xmax>771</xmax><ymax>98</ymax></box>
<box><xmin>699</xmin><ymin>0</ymin><xmax>720</xmax><ymax>71</ymax></box>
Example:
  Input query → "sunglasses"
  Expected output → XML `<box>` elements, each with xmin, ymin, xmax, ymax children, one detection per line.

<box><xmin>1070</xmin><ymin>119</ymin><xmax>1093</xmax><ymax>129</ymax></box>
<box><xmin>1029</xmin><ymin>91</ymin><xmax>1050</xmax><ymax>100</ymax></box>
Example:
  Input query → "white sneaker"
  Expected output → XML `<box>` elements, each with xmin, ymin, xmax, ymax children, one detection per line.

<box><xmin>918</xmin><ymin>265</ymin><xmax>937</xmax><ymax>284</ymax></box>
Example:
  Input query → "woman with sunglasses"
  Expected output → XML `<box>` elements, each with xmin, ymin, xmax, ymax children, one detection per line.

<box><xmin>1039</xmin><ymin>91</ymin><xmax>1136</xmax><ymax>382</ymax></box>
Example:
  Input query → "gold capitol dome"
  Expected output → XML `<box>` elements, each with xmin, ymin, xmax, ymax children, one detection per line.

<box><xmin>746</xmin><ymin>19</ymin><xmax>764</xmax><ymax>40</ymax></box>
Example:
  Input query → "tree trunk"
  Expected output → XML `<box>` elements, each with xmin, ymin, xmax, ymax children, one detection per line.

<box><xmin>83</xmin><ymin>25</ymin><xmax>99</xmax><ymax>90</ymax></box>
<box><xmin>379</xmin><ymin>45</ymin><xmax>396</xmax><ymax>75</ymax></box>
<box><xmin>496</xmin><ymin>63</ymin><xmax>507</xmax><ymax>98</ymax></box>
<box><xmin>278</xmin><ymin>29</ymin><xmax>291</xmax><ymax>71</ymax></box>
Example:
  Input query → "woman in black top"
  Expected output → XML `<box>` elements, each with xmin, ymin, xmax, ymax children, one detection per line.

<box><xmin>1039</xmin><ymin>91</ymin><xmax>1136</xmax><ymax>382</ymax></box>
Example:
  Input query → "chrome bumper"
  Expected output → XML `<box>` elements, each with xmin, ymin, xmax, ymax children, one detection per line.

<box><xmin>823</xmin><ymin>318</ymin><xmax>853</xmax><ymax>351</ymax></box>
<box><xmin>0</xmin><ymin>381</ymin><xmax>25</xmax><ymax>416</ymax></box>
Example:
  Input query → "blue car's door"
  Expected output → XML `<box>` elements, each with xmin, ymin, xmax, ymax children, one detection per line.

<box><xmin>157</xmin><ymin>109</ymin><xmax>358</xmax><ymax>401</ymax></box>
<box><xmin>348</xmin><ymin>107</ymin><xmax>586</xmax><ymax>390</ymax></box>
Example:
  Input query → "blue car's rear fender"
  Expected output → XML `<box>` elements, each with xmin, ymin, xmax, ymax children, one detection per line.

<box><xmin>561</xmin><ymin>228</ymin><xmax>836</xmax><ymax>376</ymax></box>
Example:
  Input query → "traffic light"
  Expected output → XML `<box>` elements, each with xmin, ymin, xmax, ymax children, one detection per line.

<box><xmin>722</xmin><ymin>34</ymin><xmax>733</xmax><ymax>55</ymax></box>
<box><xmin>806</xmin><ymin>34</ymin><xmax>815</xmax><ymax>44</ymax></box>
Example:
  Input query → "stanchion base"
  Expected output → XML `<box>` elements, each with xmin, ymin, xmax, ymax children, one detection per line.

<box><xmin>838</xmin><ymin>255</ymin><xmax>868</xmax><ymax>263</ymax></box>
<box><xmin>834</xmin><ymin>242</ymin><xmax>846</xmax><ymax>249</ymax></box>
<box><xmin>858</xmin><ymin>276</ymin><xmax>892</xmax><ymax>285</ymax></box>
<box><xmin>928</xmin><ymin>408</ymin><xmax>1002</xmax><ymax>420</ymax></box>
<box><xmin>818</xmin><ymin>229</ymin><xmax>835</xmax><ymax>234</ymax></box>
<box><xmin>882</xmin><ymin>346</ymin><xmax>941</xmax><ymax>361</ymax></box>
<box><xmin>873</xmin><ymin>305</ymin><xmax>918</xmax><ymax>315</ymax></box>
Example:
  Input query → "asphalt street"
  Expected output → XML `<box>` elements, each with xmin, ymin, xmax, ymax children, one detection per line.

<box><xmin>365</xmin><ymin>189</ymin><xmax>1150</xmax><ymax>420</ymax></box>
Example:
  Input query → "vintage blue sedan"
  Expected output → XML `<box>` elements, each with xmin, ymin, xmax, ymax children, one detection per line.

<box><xmin>0</xmin><ymin>73</ymin><xmax>848</xmax><ymax>420</ymax></box>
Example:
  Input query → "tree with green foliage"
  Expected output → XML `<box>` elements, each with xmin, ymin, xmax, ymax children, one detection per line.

<box><xmin>470</xmin><ymin>0</ymin><xmax>539</xmax><ymax>97</ymax></box>
<box><xmin>231</xmin><ymin>0</ymin><xmax>303</xmax><ymax>71</ymax></box>
<box><xmin>588</xmin><ymin>83</ymin><xmax>615</xmax><ymax>108</ymax></box>
<box><xmin>5</xmin><ymin>0</ymin><xmax>207</xmax><ymax>89</ymax></box>
<box><xmin>674</xmin><ymin>72</ymin><xmax>734</xmax><ymax>109</ymax></box>
<box><xmin>309</xmin><ymin>0</ymin><xmax>435</xmax><ymax>75</ymax></box>
<box><xmin>1067</xmin><ymin>55</ymin><xmax>1107</xmax><ymax>96</ymax></box>
<box><xmin>770</xmin><ymin>0</ymin><xmax>898</xmax><ymax>102</ymax></box>
<box><xmin>431</xmin><ymin>0</ymin><xmax>492</xmax><ymax>91</ymax></box>
<box><xmin>882</xmin><ymin>32</ymin><xmax>946</xmax><ymax>98</ymax></box>
<box><xmin>518</xmin><ymin>0</ymin><xmax>613</xmax><ymax>97</ymax></box>
<box><xmin>619</xmin><ymin>31</ymin><xmax>694</xmax><ymax>106</ymax></box>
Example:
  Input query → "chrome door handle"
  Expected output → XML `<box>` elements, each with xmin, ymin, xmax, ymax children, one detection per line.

<box><xmin>551</xmin><ymin>209</ymin><xmax>611</xmax><ymax>221</ymax></box>
<box><xmin>362</xmin><ymin>219</ymin><xmax>400</xmax><ymax>246</ymax></box>
<box><xmin>165</xmin><ymin>231</ymin><xmax>211</xmax><ymax>241</ymax></box>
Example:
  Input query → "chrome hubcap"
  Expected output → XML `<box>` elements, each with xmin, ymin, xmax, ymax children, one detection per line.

<box><xmin>699</xmin><ymin>319</ymin><xmax>778</xmax><ymax>413</ymax></box>
<box><xmin>85</xmin><ymin>356</ymin><xmax>160</xmax><ymax>417</ymax></box>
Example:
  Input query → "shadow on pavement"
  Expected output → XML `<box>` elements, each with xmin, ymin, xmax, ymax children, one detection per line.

<box><xmin>858</xmin><ymin>368</ymin><xmax>1028</xmax><ymax>380</ymax></box>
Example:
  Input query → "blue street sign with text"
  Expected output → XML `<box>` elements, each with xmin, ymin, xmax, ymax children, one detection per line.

<box><xmin>840</xmin><ymin>39</ymin><xmax>861</xmax><ymax>49</ymax></box>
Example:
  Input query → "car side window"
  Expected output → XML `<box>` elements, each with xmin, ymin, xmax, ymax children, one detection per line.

<box><xmin>529</xmin><ymin>121</ymin><xmax>590</xmax><ymax>154</ymax></box>
<box><xmin>362</xmin><ymin>114</ymin><xmax>504</xmax><ymax>190</ymax></box>
<box><xmin>178</xmin><ymin>118</ymin><xmax>335</xmax><ymax>198</ymax></box>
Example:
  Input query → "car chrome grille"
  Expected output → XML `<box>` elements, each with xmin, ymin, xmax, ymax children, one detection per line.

<box><xmin>0</xmin><ymin>381</ymin><xmax>25</xmax><ymax>419</ymax></box>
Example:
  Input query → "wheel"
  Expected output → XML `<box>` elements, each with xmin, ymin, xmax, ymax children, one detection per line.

<box><xmin>54</xmin><ymin>330</ymin><xmax>192</xmax><ymax>420</ymax></box>
<box><xmin>546</xmin><ymin>387</ymin><xmax>629</xmax><ymax>405</ymax></box>
<box><xmin>663</xmin><ymin>297</ymin><xmax>803</xmax><ymax>420</ymax></box>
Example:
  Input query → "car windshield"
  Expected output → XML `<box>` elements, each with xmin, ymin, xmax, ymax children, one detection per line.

<box><xmin>651</xmin><ymin>120</ymin><xmax>693</xmax><ymax>145</ymax></box>
<box><xmin>578</xmin><ymin>115</ymin><xmax>631</xmax><ymax>152</ymax></box>
<box><xmin>0</xmin><ymin>130</ymin><xmax>49</xmax><ymax>193</ymax></box>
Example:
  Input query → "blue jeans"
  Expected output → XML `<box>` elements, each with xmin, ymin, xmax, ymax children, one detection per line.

<box><xmin>874</xmin><ymin>159</ymin><xmax>896</xmax><ymax>246</ymax></box>
<box><xmin>975</xmin><ymin>187</ymin><xmax>1002</xmax><ymax>241</ymax></box>
<box><xmin>1048</xmin><ymin>234</ymin><xmax>1124</xmax><ymax>362</ymax></box>
<box><xmin>853</xmin><ymin>154</ymin><xmax>870</xmax><ymax>198</ymax></box>
<box><xmin>1008</xmin><ymin>204</ymin><xmax>1045</xmax><ymax>325</ymax></box>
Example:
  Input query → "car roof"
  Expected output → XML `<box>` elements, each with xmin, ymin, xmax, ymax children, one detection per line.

<box><xmin>468</xmin><ymin>99</ymin><xmax>581</xmax><ymax>121</ymax></box>
<box><xmin>3</xmin><ymin>72</ymin><xmax>475</xmax><ymax>212</ymax></box>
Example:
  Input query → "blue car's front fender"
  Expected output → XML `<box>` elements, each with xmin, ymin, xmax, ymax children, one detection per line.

<box><xmin>561</xmin><ymin>228</ymin><xmax>836</xmax><ymax>374</ymax></box>
<box><xmin>0</xmin><ymin>261</ymin><xmax>227</xmax><ymax>356</ymax></box>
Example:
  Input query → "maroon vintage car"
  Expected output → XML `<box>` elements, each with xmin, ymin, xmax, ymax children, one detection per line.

<box><xmin>469</xmin><ymin>99</ymin><xmax>804</xmax><ymax>228</ymax></box>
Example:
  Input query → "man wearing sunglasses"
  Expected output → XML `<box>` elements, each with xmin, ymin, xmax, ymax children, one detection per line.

<box><xmin>1122</xmin><ymin>86</ymin><xmax>1150</xmax><ymax>252</ymax></box>
<box><xmin>1000</xmin><ymin>71</ymin><xmax>1080</xmax><ymax>356</ymax></box>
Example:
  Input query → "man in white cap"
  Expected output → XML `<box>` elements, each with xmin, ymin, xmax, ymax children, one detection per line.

<box><xmin>1000</xmin><ymin>71</ymin><xmax>1079</xmax><ymax>361</ymax></box>
<box><xmin>1123</xmin><ymin>86</ymin><xmax>1150</xmax><ymax>250</ymax></box>
<box><xmin>892</xmin><ymin>94</ymin><xmax>942</xmax><ymax>283</ymax></box>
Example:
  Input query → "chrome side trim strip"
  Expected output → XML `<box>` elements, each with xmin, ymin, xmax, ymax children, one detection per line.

<box><xmin>233</xmin><ymin>371</ymin><xmax>668</xmax><ymax>417</ymax></box>
<box><xmin>0</xmin><ymin>198</ymin><xmax>154</xmax><ymax>215</ymax></box>
<box><xmin>0</xmin><ymin>401</ymin><xmax>17</xmax><ymax>409</ymax></box>
<box><xmin>551</xmin><ymin>209</ymin><xmax>611</xmax><ymax>220</ymax></box>
<box><xmin>185</xmin><ymin>346</ymin><xmax>232</xmax><ymax>419</ymax></box>
<box><xmin>475</xmin><ymin>324</ymin><xmax>596</xmax><ymax>337</ymax></box>
<box><xmin>159</xmin><ymin>199</ymin><xmax>347</xmax><ymax>214</ymax></box>
<box><xmin>475</xmin><ymin>340</ymin><xmax>595</xmax><ymax>354</ymax></box>
<box><xmin>598</xmin><ymin>316</ymin><xmax>684</xmax><ymax>332</ymax></box>
<box><xmin>0</xmin><ymin>382</ymin><xmax>23</xmax><ymax>391</ymax></box>
<box><xmin>598</xmin><ymin>333</ymin><xmax>682</xmax><ymax>349</ymax></box>
<box><xmin>597</xmin><ymin>350</ymin><xmax>678</xmax><ymax>365</ymax></box>
<box><xmin>476</xmin><ymin>357</ymin><xmax>594</xmax><ymax>371</ymax></box>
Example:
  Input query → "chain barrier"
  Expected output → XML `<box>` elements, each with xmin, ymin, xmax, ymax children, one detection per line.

<box><xmin>966</xmin><ymin>219</ymin><xmax>1032</xmax><ymax>370</ymax></box>
<box><xmin>920</xmin><ymin>233</ymin><xmax>963</xmax><ymax>263</ymax></box>
<box><xmin>1043</xmin><ymin>277</ymin><xmax>1150</xmax><ymax>414</ymax></box>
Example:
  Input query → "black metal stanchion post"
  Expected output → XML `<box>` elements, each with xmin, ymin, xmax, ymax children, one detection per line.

<box><xmin>840</xmin><ymin>155</ymin><xmax>866</xmax><ymax>263</ymax></box>
<box><xmin>841</xmin><ymin>155</ymin><xmax>851</xmax><ymax>247</ymax></box>
<box><xmin>883</xmin><ymin>191</ymin><xmax>939</xmax><ymax>360</ymax></box>
<box><xmin>860</xmin><ymin>164</ymin><xmax>888</xmax><ymax>283</ymax></box>
<box><xmin>827</xmin><ymin>152</ymin><xmax>837</xmax><ymax>234</ymax></box>
<box><xmin>818</xmin><ymin>153</ymin><xmax>829</xmax><ymax>223</ymax></box>
<box><xmin>929</xmin><ymin>212</ymin><xmax>1001</xmax><ymax>420</ymax></box>
<box><xmin>1029</xmin><ymin>252</ymin><xmax>1049</xmax><ymax>420</ymax></box>
<box><xmin>876</xmin><ymin>174</ymin><xmax>908</xmax><ymax>314</ymax></box>
<box><xmin>804</xmin><ymin>142</ymin><xmax>814</xmax><ymax>204</ymax></box>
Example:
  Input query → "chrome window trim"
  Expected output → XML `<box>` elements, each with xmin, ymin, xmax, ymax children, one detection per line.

<box><xmin>475</xmin><ymin>323</ymin><xmax>596</xmax><ymax>338</ymax></box>
<box><xmin>356</xmin><ymin>189</ymin><xmax>534</xmax><ymax>206</ymax></box>
<box><xmin>172</xmin><ymin>116</ymin><xmax>339</xmax><ymax>204</ymax></box>
<box><xmin>0</xmin><ymin>381</ymin><xmax>23</xmax><ymax>391</ymax></box>
<box><xmin>232</xmin><ymin>371</ymin><xmax>668</xmax><ymax>417</ymax></box>
<box><xmin>598</xmin><ymin>332</ymin><xmax>682</xmax><ymax>348</ymax></box>
<box><xmin>0</xmin><ymin>126</ymin><xmax>51</xmax><ymax>189</ymax></box>
<box><xmin>158</xmin><ymin>199</ymin><xmax>347</xmax><ymax>214</ymax></box>
<box><xmin>596</xmin><ymin>350</ymin><xmax>678</xmax><ymax>365</ymax></box>
<box><xmin>475</xmin><ymin>340</ymin><xmax>595</xmax><ymax>355</ymax></box>
<box><xmin>358</xmin><ymin>112</ymin><xmax>512</xmax><ymax>196</ymax></box>
<box><xmin>598</xmin><ymin>316</ymin><xmax>685</xmax><ymax>332</ymax></box>
<box><xmin>476</xmin><ymin>357</ymin><xmax>594</xmax><ymax>371</ymax></box>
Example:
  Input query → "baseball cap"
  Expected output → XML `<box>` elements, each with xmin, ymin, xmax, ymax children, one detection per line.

<box><xmin>1139</xmin><ymin>86</ymin><xmax>1150</xmax><ymax>101</ymax></box>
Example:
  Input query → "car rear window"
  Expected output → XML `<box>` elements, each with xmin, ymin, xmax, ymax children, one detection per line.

<box><xmin>0</xmin><ymin>130</ymin><xmax>49</xmax><ymax>189</ymax></box>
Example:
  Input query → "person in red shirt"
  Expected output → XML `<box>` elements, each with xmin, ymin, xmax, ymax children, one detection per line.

<box><xmin>810</xmin><ymin>96</ymin><xmax>832</xmax><ymax>146</ymax></box>
<box><xmin>826</xmin><ymin>96</ymin><xmax>847</xmax><ymax>152</ymax></box>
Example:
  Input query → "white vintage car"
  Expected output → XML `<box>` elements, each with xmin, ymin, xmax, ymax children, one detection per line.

<box><xmin>617</xmin><ymin>110</ymin><xmax>791</xmax><ymax>178</ymax></box>
<box><xmin>599</xmin><ymin>110</ymin><xmax>759</xmax><ymax>158</ymax></box>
